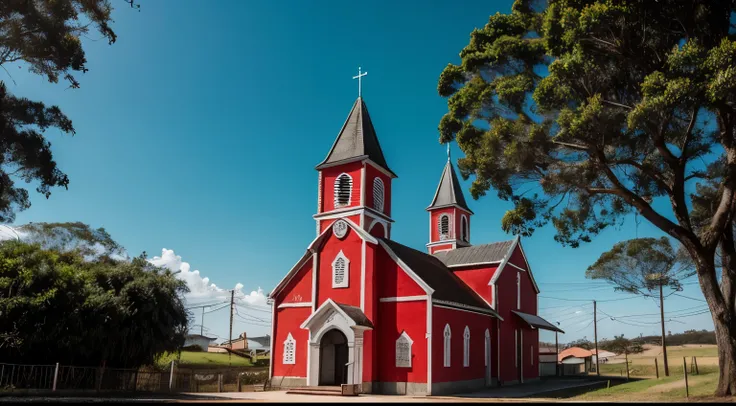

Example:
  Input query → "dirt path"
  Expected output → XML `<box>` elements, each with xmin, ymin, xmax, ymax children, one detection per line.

<box><xmin>644</xmin><ymin>375</ymin><xmax>710</xmax><ymax>393</ymax></box>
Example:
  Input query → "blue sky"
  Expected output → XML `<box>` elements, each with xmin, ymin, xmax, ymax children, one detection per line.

<box><xmin>5</xmin><ymin>0</ymin><xmax>713</xmax><ymax>344</ymax></box>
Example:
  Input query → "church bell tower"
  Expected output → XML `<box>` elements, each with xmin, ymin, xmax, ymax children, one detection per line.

<box><xmin>426</xmin><ymin>146</ymin><xmax>473</xmax><ymax>254</ymax></box>
<box><xmin>313</xmin><ymin>92</ymin><xmax>397</xmax><ymax>239</ymax></box>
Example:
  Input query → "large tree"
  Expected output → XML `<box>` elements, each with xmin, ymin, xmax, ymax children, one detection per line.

<box><xmin>0</xmin><ymin>1</ymin><xmax>134</xmax><ymax>223</ymax></box>
<box><xmin>0</xmin><ymin>240</ymin><xmax>188</xmax><ymax>368</ymax></box>
<box><xmin>438</xmin><ymin>0</ymin><xmax>736</xmax><ymax>395</ymax></box>
<box><xmin>587</xmin><ymin>237</ymin><xmax>694</xmax><ymax>376</ymax></box>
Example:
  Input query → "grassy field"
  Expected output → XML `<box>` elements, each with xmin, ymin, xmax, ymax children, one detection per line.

<box><xmin>156</xmin><ymin>351</ymin><xmax>255</xmax><ymax>369</ymax></box>
<box><xmin>571</xmin><ymin>345</ymin><xmax>727</xmax><ymax>402</ymax></box>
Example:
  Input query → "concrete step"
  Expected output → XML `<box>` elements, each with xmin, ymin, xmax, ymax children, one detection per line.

<box><xmin>286</xmin><ymin>386</ymin><xmax>345</xmax><ymax>396</ymax></box>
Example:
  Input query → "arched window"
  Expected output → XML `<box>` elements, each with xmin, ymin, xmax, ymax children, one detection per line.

<box><xmin>283</xmin><ymin>333</ymin><xmax>296</xmax><ymax>365</ymax></box>
<box><xmin>517</xmin><ymin>272</ymin><xmax>521</xmax><ymax>310</ymax></box>
<box><xmin>461</xmin><ymin>215</ymin><xmax>468</xmax><ymax>242</ymax></box>
<box><xmin>332</xmin><ymin>251</ymin><xmax>349</xmax><ymax>288</ymax></box>
<box><xmin>463</xmin><ymin>326</ymin><xmax>470</xmax><ymax>367</ymax></box>
<box><xmin>334</xmin><ymin>173</ymin><xmax>352</xmax><ymax>208</ymax></box>
<box><xmin>485</xmin><ymin>329</ymin><xmax>491</xmax><ymax>367</ymax></box>
<box><xmin>443</xmin><ymin>324</ymin><xmax>451</xmax><ymax>367</ymax></box>
<box><xmin>438</xmin><ymin>214</ymin><xmax>450</xmax><ymax>240</ymax></box>
<box><xmin>395</xmin><ymin>331</ymin><xmax>413</xmax><ymax>368</ymax></box>
<box><xmin>373</xmin><ymin>177</ymin><xmax>385</xmax><ymax>212</ymax></box>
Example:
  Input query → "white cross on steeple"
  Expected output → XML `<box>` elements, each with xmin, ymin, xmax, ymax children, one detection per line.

<box><xmin>353</xmin><ymin>66</ymin><xmax>368</xmax><ymax>98</ymax></box>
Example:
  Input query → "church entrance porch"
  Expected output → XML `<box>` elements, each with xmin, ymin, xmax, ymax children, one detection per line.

<box><xmin>300</xmin><ymin>299</ymin><xmax>373</xmax><ymax>390</ymax></box>
<box><xmin>319</xmin><ymin>329</ymin><xmax>349</xmax><ymax>385</ymax></box>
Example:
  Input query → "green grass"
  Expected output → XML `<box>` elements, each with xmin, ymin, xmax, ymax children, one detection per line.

<box><xmin>572</xmin><ymin>370</ymin><xmax>721</xmax><ymax>402</ymax></box>
<box><xmin>665</xmin><ymin>347</ymin><xmax>718</xmax><ymax>358</ymax></box>
<box><xmin>156</xmin><ymin>351</ymin><xmax>254</xmax><ymax>369</ymax></box>
<box><xmin>599</xmin><ymin>361</ymin><xmax>718</xmax><ymax>378</ymax></box>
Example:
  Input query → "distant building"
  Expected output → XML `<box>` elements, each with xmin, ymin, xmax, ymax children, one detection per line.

<box><xmin>183</xmin><ymin>334</ymin><xmax>217</xmax><ymax>351</ymax></box>
<box><xmin>591</xmin><ymin>349</ymin><xmax>617</xmax><ymax>364</ymax></box>
<box><xmin>219</xmin><ymin>332</ymin><xmax>271</xmax><ymax>354</ymax></box>
<box><xmin>538</xmin><ymin>346</ymin><xmax>558</xmax><ymax>376</ymax></box>
<box><xmin>558</xmin><ymin>347</ymin><xmax>593</xmax><ymax>375</ymax></box>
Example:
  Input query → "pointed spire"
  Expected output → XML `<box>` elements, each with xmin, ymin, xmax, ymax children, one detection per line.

<box><xmin>427</xmin><ymin>152</ymin><xmax>473</xmax><ymax>214</ymax></box>
<box><xmin>316</xmin><ymin>97</ymin><xmax>396</xmax><ymax>177</ymax></box>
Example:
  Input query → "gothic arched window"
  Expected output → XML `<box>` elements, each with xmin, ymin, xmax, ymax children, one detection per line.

<box><xmin>463</xmin><ymin>326</ymin><xmax>470</xmax><ymax>367</ymax></box>
<box><xmin>461</xmin><ymin>215</ymin><xmax>468</xmax><ymax>242</ymax></box>
<box><xmin>443</xmin><ymin>324</ymin><xmax>451</xmax><ymax>367</ymax></box>
<box><xmin>438</xmin><ymin>214</ymin><xmax>450</xmax><ymax>240</ymax></box>
<box><xmin>283</xmin><ymin>333</ymin><xmax>296</xmax><ymax>365</ymax></box>
<box><xmin>332</xmin><ymin>251</ymin><xmax>350</xmax><ymax>288</ymax></box>
<box><xmin>334</xmin><ymin>173</ymin><xmax>352</xmax><ymax>208</ymax></box>
<box><xmin>373</xmin><ymin>177</ymin><xmax>385</xmax><ymax>212</ymax></box>
<box><xmin>395</xmin><ymin>331</ymin><xmax>413</xmax><ymax>368</ymax></box>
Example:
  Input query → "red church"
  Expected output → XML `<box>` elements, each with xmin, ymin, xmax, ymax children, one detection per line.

<box><xmin>267</xmin><ymin>96</ymin><xmax>563</xmax><ymax>396</ymax></box>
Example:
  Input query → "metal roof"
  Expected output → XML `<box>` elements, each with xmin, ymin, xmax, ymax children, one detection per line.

<box><xmin>316</xmin><ymin>97</ymin><xmax>395</xmax><ymax>177</ymax></box>
<box><xmin>433</xmin><ymin>240</ymin><xmax>515</xmax><ymax>266</ymax></box>
<box><xmin>380</xmin><ymin>238</ymin><xmax>497</xmax><ymax>314</ymax></box>
<box><xmin>427</xmin><ymin>159</ymin><xmax>472</xmax><ymax>213</ymax></box>
<box><xmin>336</xmin><ymin>303</ymin><xmax>374</xmax><ymax>328</ymax></box>
<box><xmin>512</xmin><ymin>310</ymin><xmax>565</xmax><ymax>333</ymax></box>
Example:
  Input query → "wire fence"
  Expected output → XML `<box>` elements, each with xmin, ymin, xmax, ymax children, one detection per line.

<box><xmin>0</xmin><ymin>362</ymin><xmax>269</xmax><ymax>393</ymax></box>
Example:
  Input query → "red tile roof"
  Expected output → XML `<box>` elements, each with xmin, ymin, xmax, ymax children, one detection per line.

<box><xmin>559</xmin><ymin>347</ymin><xmax>593</xmax><ymax>362</ymax></box>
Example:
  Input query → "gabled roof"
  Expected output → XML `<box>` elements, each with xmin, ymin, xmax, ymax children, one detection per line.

<box><xmin>379</xmin><ymin>238</ymin><xmax>498</xmax><ymax>317</ymax></box>
<box><xmin>300</xmin><ymin>298</ymin><xmax>374</xmax><ymax>330</ymax></box>
<box><xmin>427</xmin><ymin>159</ymin><xmax>472</xmax><ymax>213</ymax></box>
<box><xmin>433</xmin><ymin>240</ymin><xmax>515</xmax><ymax>267</ymax></box>
<box><xmin>316</xmin><ymin>97</ymin><xmax>396</xmax><ymax>177</ymax></box>
<box><xmin>559</xmin><ymin>347</ymin><xmax>593</xmax><ymax>362</ymax></box>
<box><xmin>268</xmin><ymin>217</ymin><xmax>377</xmax><ymax>299</ymax></box>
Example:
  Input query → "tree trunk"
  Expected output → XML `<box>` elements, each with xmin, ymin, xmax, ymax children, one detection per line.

<box><xmin>695</xmin><ymin>255</ymin><xmax>736</xmax><ymax>396</ymax></box>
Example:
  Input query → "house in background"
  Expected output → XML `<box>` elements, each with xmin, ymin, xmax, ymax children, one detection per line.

<box><xmin>558</xmin><ymin>347</ymin><xmax>593</xmax><ymax>375</ymax></box>
<box><xmin>538</xmin><ymin>346</ymin><xmax>558</xmax><ymax>377</ymax></box>
<box><xmin>591</xmin><ymin>349</ymin><xmax>617</xmax><ymax>364</ymax></box>
<box><xmin>183</xmin><ymin>334</ymin><xmax>217</xmax><ymax>351</ymax></box>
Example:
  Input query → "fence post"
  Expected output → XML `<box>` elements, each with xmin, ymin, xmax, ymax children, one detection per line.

<box><xmin>218</xmin><ymin>374</ymin><xmax>223</xmax><ymax>393</ymax></box>
<box><xmin>655</xmin><ymin>358</ymin><xmax>659</xmax><ymax>379</ymax></box>
<box><xmin>694</xmin><ymin>356</ymin><xmax>699</xmax><ymax>375</ymax></box>
<box><xmin>683</xmin><ymin>357</ymin><xmax>689</xmax><ymax>398</ymax></box>
<box><xmin>168</xmin><ymin>360</ymin><xmax>175</xmax><ymax>391</ymax></box>
<box><xmin>52</xmin><ymin>363</ymin><xmax>59</xmax><ymax>391</ymax></box>
<box><xmin>625</xmin><ymin>352</ymin><xmax>630</xmax><ymax>381</ymax></box>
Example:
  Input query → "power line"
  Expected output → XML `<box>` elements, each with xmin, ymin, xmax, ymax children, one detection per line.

<box><xmin>673</xmin><ymin>293</ymin><xmax>707</xmax><ymax>303</ymax></box>
<box><xmin>539</xmin><ymin>295</ymin><xmax>640</xmax><ymax>303</ymax></box>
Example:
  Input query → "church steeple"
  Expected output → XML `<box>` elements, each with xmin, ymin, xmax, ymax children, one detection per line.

<box><xmin>315</xmin><ymin>97</ymin><xmax>396</xmax><ymax>177</ymax></box>
<box><xmin>314</xmin><ymin>96</ymin><xmax>396</xmax><ymax>239</ymax></box>
<box><xmin>426</xmin><ymin>148</ymin><xmax>472</xmax><ymax>254</ymax></box>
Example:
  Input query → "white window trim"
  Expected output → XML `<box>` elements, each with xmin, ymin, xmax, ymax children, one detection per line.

<box><xmin>530</xmin><ymin>345</ymin><xmax>534</xmax><ymax>366</ymax></box>
<box><xmin>461</xmin><ymin>214</ymin><xmax>468</xmax><ymax>242</ymax></box>
<box><xmin>373</xmin><ymin>177</ymin><xmax>385</xmax><ymax>213</ymax></box>
<box><xmin>334</xmin><ymin>173</ymin><xmax>353</xmax><ymax>208</ymax></box>
<box><xmin>438</xmin><ymin>214</ymin><xmax>451</xmax><ymax>240</ymax></box>
<box><xmin>443</xmin><ymin>324</ymin><xmax>451</xmax><ymax>367</ymax></box>
<box><xmin>515</xmin><ymin>329</ymin><xmax>518</xmax><ymax>368</ymax></box>
<box><xmin>283</xmin><ymin>332</ymin><xmax>296</xmax><ymax>365</ymax></box>
<box><xmin>517</xmin><ymin>272</ymin><xmax>521</xmax><ymax>310</ymax></box>
<box><xmin>463</xmin><ymin>326</ymin><xmax>470</xmax><ymax>367</ymax></box>
<box><xmin>395</xmin><ymin>331</ymin><xmax>413</xmax><ymax>368</ymax></box>
<box><xmin>332</xmin><ymin>250</ymin><xmax>350</xmax><ymax>288</ymax></box>
<box><xmin>484</xmin><ymin>329</ymin><xmax>490</xmax><ymax>367</ymax></box>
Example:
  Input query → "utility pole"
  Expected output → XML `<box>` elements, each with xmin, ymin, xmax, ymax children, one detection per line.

<box><xmin>201</xmin><ymin>306</ymin><xmax>205</xmax><ymax>336</ymax></box>
<box><xmin>555</xmin><ymin>330</ymin><xmax>559</xmax><ymax>376</ymax></box>
<box><xmin>229</xmin><ymin>290</ymin><xmax>235</xmax><ymax>350</ymax></box>
<box><xmin>660</xmin><ymin>282</ymin><xmax>670</xmax><ymax>376</ymax></box>
<box><xmin>594</xmin><ymin>300</ymin><xmax>600</xmax><ymax>376</ymax></box>
<box><xmin>229</xmin><ymin>290</ymin><xmax>235</xmax><ymax>365</ymax></box>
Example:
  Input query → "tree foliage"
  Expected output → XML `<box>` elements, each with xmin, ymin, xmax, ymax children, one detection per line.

<box><xmin>14</xmin><ymin>221</ymin><xmax>129</xmax><ymax>261</ymax></box>
<box><xmin>0</xmin><ymin>1</ymin><xmax>127</xmax><ymax>223</ymax></box>
<box><xmin>438</xmin><ymin>0</ymin><xmax>736</xmax><ymax>395</ymax></box>
<box><xmin>0</xmin><ymin>241</ymin><xmax>188</xmax><ymax>368</ymax></box>
<box><xmin>564</xmin><ymin>337</ymin><xmax>593</xmax><ymax>350</ymax></box>
<box><xmin>586</xmin><ymin>237</ymin><xmax>695</xmax><ymax>294</ymax></box>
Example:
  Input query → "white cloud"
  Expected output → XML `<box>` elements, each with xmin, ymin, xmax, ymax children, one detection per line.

<box><xmin>148</xmin><ymin>248</ymin><xmax>267</xmax><ymax>306</ymax></box>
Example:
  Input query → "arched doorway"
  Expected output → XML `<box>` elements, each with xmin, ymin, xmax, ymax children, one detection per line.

<box><xmin>319</xmin><ymin>329</ymin><xmax>349</xmax><ymax>386</ymax></box>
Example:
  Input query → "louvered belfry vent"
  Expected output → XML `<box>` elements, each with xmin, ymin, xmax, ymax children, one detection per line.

<box><xmin>334</xmin><ymin>174</ymin><xmax>352</xmax><ymax>207</ymax></box>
